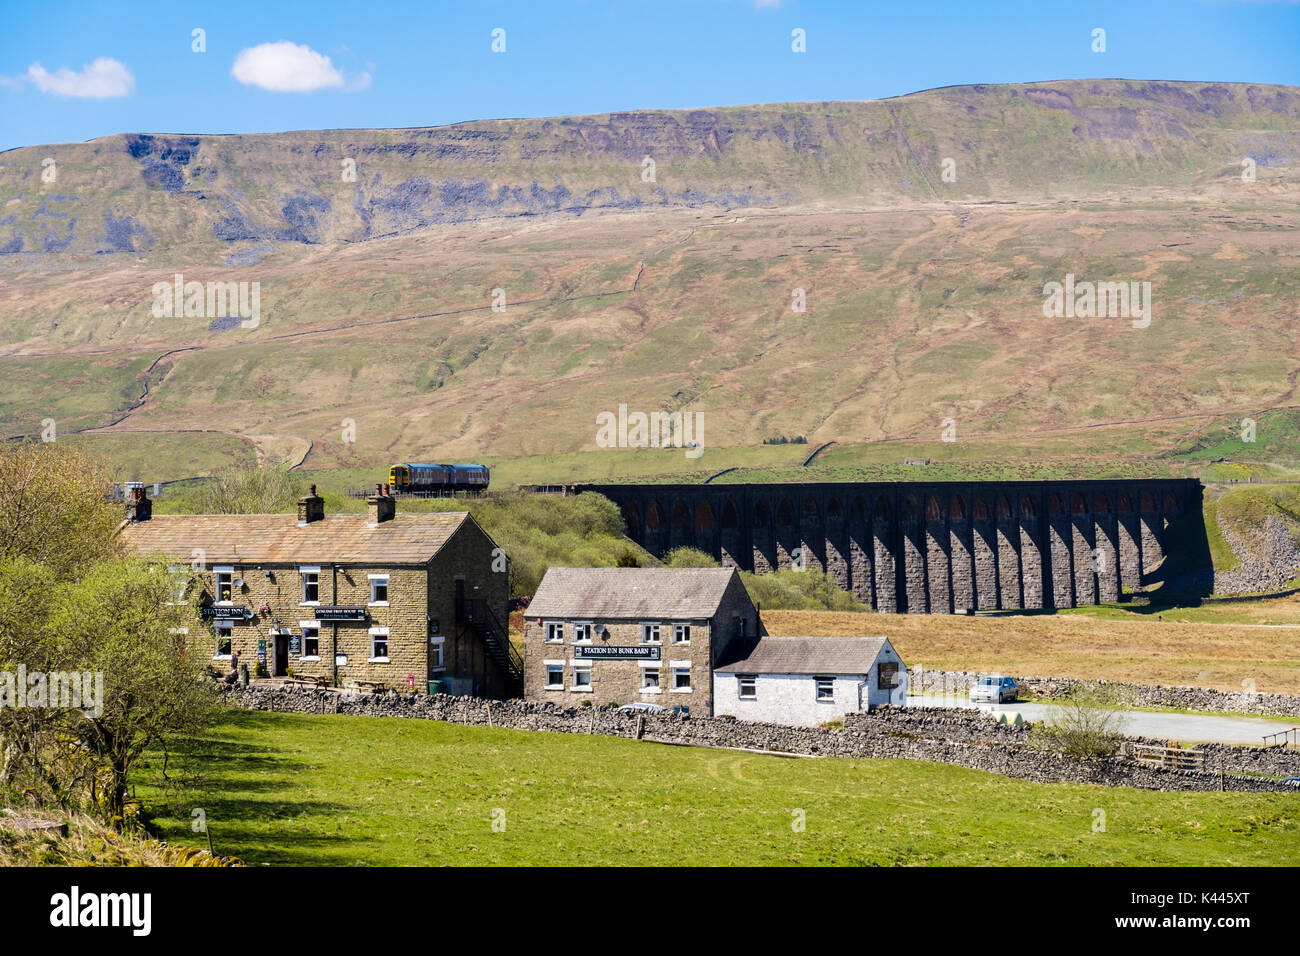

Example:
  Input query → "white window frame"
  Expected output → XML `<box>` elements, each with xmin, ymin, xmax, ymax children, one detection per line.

<box><xmin>670</xmin><ymin>661</ymin><xmax>692</xmax><ymax>693</ymax></box>
<box><xmin>571</xmin><ymin>621</ymin><xmax>593</xmax><ymax>644</ymax></box>
<box><xmin>570</xmin><ymin>662</ymin><xmax>593</xmax><ymax>692</ymax></box>
<box><xmin>299</xmin><ymin>566</ymin><xmax>321</xmax><ymax>606</ymax></box>
<box><xmin>213</xmin><ymin>565</ymin><xmax>235</xmax><ymax>605</ymax></box>
<box><xmin>213</xmin><ymin>621</ymin><xmax>233</xmax><ymax>660</ymax></box>
<box><xmin>815</xmin><ymin>676</ymin><xmax>835</xmax><ymax>702</ymax></box>
<box><xmin>673</xmin><ymin>623</ymin><xmax>691</xmax><ymax>644</ymax></box>
<box><xmin>640</xmin><ymin>664</ymin><xmax>662</xmax><ymax>694</ymax></box>
<box><xmin>430</xmin><ymin>636</ymin><xmax>446</xmax><ymax>672</ymax></box>
<box><xmin>738</xmin><ymin>675</ymin><xmax>757</xmax><ymax>700</ymax></box>
<box><xmin>641</xmin><ymin>622</ymin><xmax>662</xmax><ymax>644</ymax></box>
<box><xmin>544</xmin><ymin>621</ymin><xmax>564</xmax><ymax>643</ymax></box>
<box><xmin>368</xmin><ymin>574</ymin><xmax>390</xmax><ymax>606</ymax></box>
<box><xmin>543</xmin><ymin>660</ymin><xmax>565</xmax><ymax>690</ymax></box>
<box><xmin>299</xmin><ymin>621</ymin><xmax>320</xmax><ymax>661</ymax></box>
<box><xmin>369</xmin><ymin>626</ymin><xmax>390</xmax><ymax>663</ymax></box>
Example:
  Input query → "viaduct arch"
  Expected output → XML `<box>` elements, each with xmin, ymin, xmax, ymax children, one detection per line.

<box><xmin>577</xmin><ymin>479</ymin><xmax>1203</xmax><ymax>614</ymax></box>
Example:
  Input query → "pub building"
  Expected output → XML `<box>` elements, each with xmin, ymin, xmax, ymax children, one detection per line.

<box><xmin>120</xmin><ymin>484</ymin><xmax>517</xmax><ymax>697</ymax></box>
<box><xmin>522</xmin><ymin>566</ymin><xmax>761</xmax><ymax>715</ymax></box>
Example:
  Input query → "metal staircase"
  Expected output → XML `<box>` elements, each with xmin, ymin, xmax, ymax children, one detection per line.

<box><xmin>459</xmin><ymin>598</ymin><xmax>524</xmax><ymax>697</ymax></box>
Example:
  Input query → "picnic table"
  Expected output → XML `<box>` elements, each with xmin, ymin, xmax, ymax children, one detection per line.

<box><xmin>355</xmin><ymin>679</ymin><xmax>389</xmax><ymax>694</ymax></box>
<box><xmin>284</xmin><ymin>674</ymin><xmax>331</xmax><ymax>689</ymax></box>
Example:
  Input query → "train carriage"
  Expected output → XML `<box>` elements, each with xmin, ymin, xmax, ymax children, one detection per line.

<box><xmin>388</xmin><ymin>463</ymin><xmax>490</xmax><ymax>495</ymax></box>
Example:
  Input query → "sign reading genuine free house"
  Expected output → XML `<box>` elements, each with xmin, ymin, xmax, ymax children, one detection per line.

<box><xmin>573</xmin><ymin>645</ymin><xmax>661</xmax><ymax>660</ymax></box>
<box><xmin>314</xmin><ymin>606</ymin><xmax>367</xmax><ymax>621</ymax></box>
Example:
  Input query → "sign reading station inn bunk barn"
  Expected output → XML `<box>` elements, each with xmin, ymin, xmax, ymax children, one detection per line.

<box><xmin>574</xmin><ymin>645</ymin><xmax>661</xmax><ymax>660</ymax></box>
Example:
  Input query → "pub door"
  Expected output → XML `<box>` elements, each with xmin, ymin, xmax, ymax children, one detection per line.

<box><xmin>273</xmin><ymin>633</ymin><xmax>289</xmax><ymax>677</ymax></box>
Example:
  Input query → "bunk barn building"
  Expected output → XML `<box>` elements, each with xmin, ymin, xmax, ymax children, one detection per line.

<box><xmin>523</xmin><ymin>567</ymin><xmax>760</xmax><ymax>715</ymax></box>
<box><xmin>120</xmin><ymin>485</ymin><xmax>518</xmax><ymax>697</ymax></box>
<box><xmin>714</xmin><ymin>635</ymin><xmax>908</xmax><ymax>726</ymax></box>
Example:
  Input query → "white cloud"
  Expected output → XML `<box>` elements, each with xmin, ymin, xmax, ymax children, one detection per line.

<box><xmin>231</xmin><ymin>41</ymin><xmax>368</xmax><ymax>93</ymax></box>
<box><xmin>23</xmin><ymin>57</ymin><xmax>134</xmax><ymax>98</ymax></box>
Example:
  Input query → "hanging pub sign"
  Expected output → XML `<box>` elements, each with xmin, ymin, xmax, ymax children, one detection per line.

<box><xmin>573</xmin><ymin>645</ymin><xmax>661</xmax><ymax>660</ymax></box>
<box><xmin>314</xmin><ymin>606</ymin><xmax>367</xmax><ymax>621</ymax></box>
<box><xmin>199</xmin><ymin>605</ymin><xmax>251</xmax><ymax>622</ymax></box>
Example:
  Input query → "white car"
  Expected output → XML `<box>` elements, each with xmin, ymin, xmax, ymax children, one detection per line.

<box><xmin>970</xmin><ymin>675</ymin><xmax>1019</xmax><ymax>704</ymax></box>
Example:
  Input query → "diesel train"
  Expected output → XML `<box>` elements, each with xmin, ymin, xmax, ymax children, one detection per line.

<box><xmin>387</xmin><ymin>463</ymin><xmax>490</xmax><ymax>495</ymax></box>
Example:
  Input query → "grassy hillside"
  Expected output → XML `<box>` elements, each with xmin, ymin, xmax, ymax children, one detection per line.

<box><xmin>0</xmin><ymin>80</ymin><xmax>1297</xmax><ymax>485</ymax></box>
<box><xmin>134</xmin><ymin>710</ymin><xmax>1296</xmax><ymax>866</ymax></box>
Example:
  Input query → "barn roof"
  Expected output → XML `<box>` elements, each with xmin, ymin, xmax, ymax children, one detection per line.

<box><xmin>527</xmin><ymin>567</ymin><xmax>739</xmax><ymax>620</ymax></box>
<box><xmin>716</xmin><ymin>635</ymin><xmax>893</xmax><ymax>675</ymax></box>
<box><xmin>120</xmin><ymin>512</ymin><xmax>473</xmax><ymax>565</ymax></box>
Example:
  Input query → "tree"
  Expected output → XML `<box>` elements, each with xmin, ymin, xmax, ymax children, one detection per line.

<box><xmin>0</xmin><ymin>442</ymin><xmax>123</xmax><ymax>579</ymax></box>
<box><xmin>1032</xmin><ymin>681</ymin><xmax>1132</xmax><ymax>762</ymax></box>
<box><xmin>51</xmin><ymin>557</ymin><xmax>218</xmax><ymax>825</ymax></box>
<box><xmin>196</xmin><ymin>462</ymin><xmax>303</xmax><ymax>514</ymax></box>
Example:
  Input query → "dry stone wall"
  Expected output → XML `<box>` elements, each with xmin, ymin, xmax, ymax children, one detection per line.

<box><xmin>222</xmin><ymin>685</ymin><xmax>1297</xmax><ymax>793</ymax></box>
<box><xmin>910</xmin><ymin>668</ymin><xmax>1300</xmax><ymax>718</ymax></box>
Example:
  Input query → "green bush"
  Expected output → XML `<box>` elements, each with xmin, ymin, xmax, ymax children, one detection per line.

<box><xmin>739</xmin><ymin>569</ymin><xmax>868</xmax><ymax>611</ymax></box>
<box><xmin>661</xmin><ymin>547</ymin><xmax>720</xmax><ymax>568</ymax></box>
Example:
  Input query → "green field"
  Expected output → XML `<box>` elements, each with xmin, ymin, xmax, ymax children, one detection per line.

<box><xmin>135</xmin><ymin>710</ymin><xmax>1297</xmax><ymax>866</ymax></box>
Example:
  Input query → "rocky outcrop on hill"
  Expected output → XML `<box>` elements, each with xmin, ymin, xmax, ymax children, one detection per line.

<box><xmin>1214</xmin><ymin>512</ymin><xmax>1300</xmax><ymax>595</ymax></box>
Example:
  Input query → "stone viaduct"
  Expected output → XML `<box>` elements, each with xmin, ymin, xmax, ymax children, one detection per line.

<box><xmin>575</xmin><ymin>479</ymin><xmax>1204</xmax><ymax>614</ymax></box>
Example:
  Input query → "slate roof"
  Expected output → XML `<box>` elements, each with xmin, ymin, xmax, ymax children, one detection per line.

<box><xmin>716</xmin><ymin>635</ymin><xmax>891</xmax><ymax>675</ymax></box>
<box><xmin>526</xmin><ymin>567</ymin><xmax>739</xmax><ymax>620</ymax></box>
<box><xmin>120</xmin><ymin>512</ymin><xmax>472</xmax><ymax>565</ymax></box>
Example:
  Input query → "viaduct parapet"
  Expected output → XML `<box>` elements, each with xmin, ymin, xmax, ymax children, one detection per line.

<box><xmin>574</xmin><ymin>479</ymin><xmax>1204</xmax><ymax>614</ymax></box>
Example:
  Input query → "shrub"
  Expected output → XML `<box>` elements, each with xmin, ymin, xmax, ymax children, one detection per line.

<box><xmin>739</xmin><ymin>569</ymin><xmax>868</xmax><ymax>611</ymax></box>
<box><xmin>1030</xmin><ymin>681</ymin><xmax>1133</xmax><ymax>762</ymax></box>
<box><xmin>661</xmin><ymin>547</ymin><xmax>719</xmax><ymax>568</ymax></box>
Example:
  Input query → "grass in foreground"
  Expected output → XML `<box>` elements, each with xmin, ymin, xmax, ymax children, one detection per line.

<box><xmin>135</xmin><ymin>710</ymin><xmax>1296</xmax><ymax>867</ymax></box>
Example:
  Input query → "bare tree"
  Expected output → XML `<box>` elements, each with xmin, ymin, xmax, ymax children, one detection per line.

<box><xmin>1032</xmin><ymin>681</ymin><xmax>1133</xmax><ymax>762</ymax></box>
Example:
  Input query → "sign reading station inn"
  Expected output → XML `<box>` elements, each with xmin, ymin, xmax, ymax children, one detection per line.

<box><xmin>314</xmin><ymin>606</ymin><xmax>367</xmax><ymax>622</ymax></box>
<box><xmin>574</xmin><ymin>645</ymin><xmax>661</xmax><ymax>660</ymax></box>
<box><xmin>199</xmin><ymin>606</ymin><xmax>251</xmax><ymax>621</ymax></box>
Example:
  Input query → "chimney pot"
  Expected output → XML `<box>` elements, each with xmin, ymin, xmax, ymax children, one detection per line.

<box><xmin>297</xmin><ymin>484</ymin><xmax>324</xmax><ymax>525</ymax></box>
<box><xmin>125</xmin><ymin>484</ymin><xmax>152</xmax><ymax>522</ymax></box>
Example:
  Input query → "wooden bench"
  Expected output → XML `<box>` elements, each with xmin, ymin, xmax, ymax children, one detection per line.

<box><xmin>355</xmin><ymin>680</ymin><xmax>389</xmax><ymax>694</ymax></box>
<box><xmin>284</xmin><ymin>675</ymin><xmax>330</xmax><ymax>689</ymax></box>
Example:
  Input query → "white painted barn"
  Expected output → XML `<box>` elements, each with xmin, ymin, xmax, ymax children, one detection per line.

<box><xmin>713</xmin><ymin>635</ymin><xmax>908</xmax><ymax>727</ymax></box>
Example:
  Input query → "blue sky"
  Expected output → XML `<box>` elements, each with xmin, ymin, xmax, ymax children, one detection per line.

<box><xmin>1</xmin><ymin>0</ymin><xmax>1297</xmax><ymax>151</ymax></box>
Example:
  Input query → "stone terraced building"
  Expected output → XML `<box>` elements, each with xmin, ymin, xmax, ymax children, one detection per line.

<box><xmin>523</xmin><ymin>566</ymin><xmax>760</xmax><ymax>715</ymax></box>
<box><xmin>120</xmin><ymin>485</ymin><xmax>517</xmax><ymax>697</ymax></box>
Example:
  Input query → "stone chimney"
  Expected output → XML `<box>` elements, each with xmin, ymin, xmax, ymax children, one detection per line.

<box><xmin>125</xmin><ymin>484</ymin><xmax>151</xmax><ymax>522</ymax></box>
<box><xmin>297</xmin><ymin>484</ymin><xmax>324</xmax><ymax>525</ymax></box>
<box><xmin>367</xmin><ymin>483</ymin><xmax>395</xmax><ymax>525</ymax></box>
